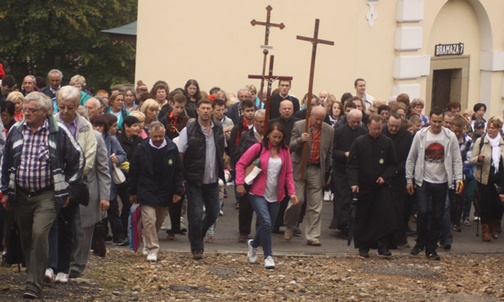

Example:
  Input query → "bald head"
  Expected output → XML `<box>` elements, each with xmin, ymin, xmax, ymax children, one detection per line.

<box><xmin>346</xmin><ymin>109</ymin><xmax>363</xmax><ymax>130</ymax></box>
<box><xmin>311</xmin><ymin>105</ymin><xmax>326</xmax><ymax>116</ymax></box>
<box><xmin>279</xmin><ymin>100</ymin><xmax>294</xmax><ymax>119</ymax></box>
<box><xmin>310</xmin><ymin>105</ymin><xmax>326</xmax><ymax>128</ymax></box>
<box><xmin>85</xmin><ymin>97</ymin><xmax>101</xmax><ymax>120</ymax></box>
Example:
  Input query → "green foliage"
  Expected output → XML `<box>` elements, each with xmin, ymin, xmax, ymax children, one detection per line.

<box><xmin>0</xmin><ymin>0</ymin><xmax>137</xmax><ymax>92</ymax></box>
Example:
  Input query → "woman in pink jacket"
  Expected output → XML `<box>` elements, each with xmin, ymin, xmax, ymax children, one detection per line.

<box><xmin>235</xmin><ymin>122</ymin><xmax>298</xmax><ymax>269</ymax></box>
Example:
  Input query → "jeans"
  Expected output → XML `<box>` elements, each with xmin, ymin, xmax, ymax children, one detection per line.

<box><xmin>106</xmin><ymin>198</ymin><xmax>124</xmax><ymax>241</ymax></box>
<box><xmin>248</xmin><ymin>194</ymin><xmax>280</xmax><ymax>259</ymax></box>
<box><xmin>415</xmin><ymin>181</ymin><xmax>447</xmax><ymax>254</ymax></box>
<box><xmin>186</xmin><ymin>182</ymin><xmax>220</xmax><ymax>253</ymax></box>
<box><xmin>462</xmin><ymin>178</ymin><xmax>476</xmax><ymax>219</ymax></box>
<box><xmin>439</xmin><ymin>190</ymin><xmax>453</xmax><ymax>245</ymax></box>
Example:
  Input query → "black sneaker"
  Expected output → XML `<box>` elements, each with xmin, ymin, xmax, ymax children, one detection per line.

<box><xmin>378</xmin><ymin>247</ymin><xmax>392</xmax><ymax>257</ymax></box>
<box><xmin>23</xmin><ymin>287</ymin><xmax>40</xmax><ymax>299</ymax></box>
<box><xmin>358</xmin><ymin>248</ymin><xmax>370</xmax><ymax>258</ymax></box>
<box><xmin>68</xmin><ymin>270</ymin><xmax>81</xmax><ymax>279</ymax></box>
<box><xmin>443</xmin><ymin>243</ymin><xmax>452</xmax><ymax>250</ymax></box>
<box><xmin>426</xmin><ymin>252</ymin><xmax>441</xmax><ymax>261</ymax></box>
<box><xmin>410</xmin><ymin>245</ymin><xmax>423</xmax><ymax>255</ymax></box>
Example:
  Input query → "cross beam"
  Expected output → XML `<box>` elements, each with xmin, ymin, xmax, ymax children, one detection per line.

<box><xmin>250</xmin><ymin>5</ymin><xmax>285</xmax><ymax>107</ymax></box>
<box><xmin>248</xmin><ymin>55</ymin><xmax>292</xmax><ymax>128</ymax></box>
<box><xmin>296</xmin><ymin>19</ymin><xmax>334</xmax><ymax>179</ymax></box>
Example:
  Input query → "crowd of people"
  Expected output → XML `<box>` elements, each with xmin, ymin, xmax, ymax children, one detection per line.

<box><xmin>0</xmin><ymin>70</ymin><xmax>502</xmax><ymax>299</ymax></box>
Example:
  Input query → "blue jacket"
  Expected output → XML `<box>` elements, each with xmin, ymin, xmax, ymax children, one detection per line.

<box><xmin>1</xmin><ymin>116</ymin><xmax>85</xmax><ymax>208</ymax></box>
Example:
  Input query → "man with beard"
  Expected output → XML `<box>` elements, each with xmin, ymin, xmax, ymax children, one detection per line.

<box><xmin>383</xmin><ymin>112</ymin><xmax>413</xmax><ymax>246</ymax></box>
<box><xmin>329</xmin><ymin>109</ymin><xmax>367</xmax><ymax>235</ymax></box>
<box><xmin>347</xmin><ymin>114</ymin><xmax>398</xmax><ymax>257</ymax></box>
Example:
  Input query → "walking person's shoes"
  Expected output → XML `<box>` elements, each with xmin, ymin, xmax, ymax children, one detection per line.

<box><xmin>306</xmin><ymin>239</ymin><xmax>321</xmax><ymax>246</ymax></box>
<box><xmin>284</xmin><ymin>228</ymin><xmax>294</xmax><ymax>240</ymax></box>
<box><xmin>23</xmin><ymin>287</ymin><xmax>41</xmax><ymax>300</ymax></box>
<box><xmin>147</xmin><ymin>253</ymin><xmax>158</xmax><ymax>262</ymax></box>
<box><xmin>114</xmin><ymin>237</ymin><xmax>129</xmax><ymax>246</ymax></box>
<box><xmin>192</xmin><ymin>250</ymin><xmax>203</xmax><ymax>260</ymax></box>
<box><xmin>426</xmin><ymin>251</ymin><xmax>441</xmax><ymax>261</ymax></box>
<box><xmin>378</xmin><ymin>247</ymin><xmax>392</xmax><ymax>257</ymax></box>
<box><xmin>55</xmin><ymin>272</ymin><xmax>69</xmax><ymax>284</ymax></box>
<box><xmin>410</xmin><ymin>245</ymin><xmax>424</xmax><ymax>255</ymax></box>
<box><xmin>264</xmin><ymin>256</ymin><xmax>275</xmax><ymax>269</ymax></box>
<box><xmin>238</xmin><ymin>234</ymin><xmax>248</xmax><ymax>243</ymax></box>
<box><xmin>68</xmin><ymin>270</ymin><xmax>81</xmax><ymax>279</ymax></box>
<box><xmin>358</xmin><ymin>248</ymin><xmax>370</xmax><ymax>258</ymax></box>
<box><xmin>44</xmin><ymin>268</ymin><xmax>55</xmax><ymax>283</ymax></box>
<box><xmin>247</xmin><ymin>239</ymin><xmax>258</xmax><ymax>264</ymax></box>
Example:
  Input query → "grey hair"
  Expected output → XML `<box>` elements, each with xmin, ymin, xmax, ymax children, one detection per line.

<box><xmin>237</xmin><ymin>87</ymin><xmax>251</xmax><ymax>96</ymax></box>
<box><xmin>149</xmin><ymin>121</ymin><xmax>165</xmax><ymax>133</ymax></box>
<box><xmin>346</xmin><ymin>108</ymin><xmax>363</xmax><ymax>120</ymax></box>
<box><xmin>254</xmin><ymin>109</ymin><xmax>266</xmax><ymax>119</ymax></box>
<box><xmin>70</xmin><ymin>74</ymin><xmax>86</xmax><ymax>86</ymax></box>
<box><xmin>56</xmin><ymin>86</ymin><xmax>81</xmax><ymax>106</ymax></box>
<box><xmin>24</xmin><ymin>75</ymin><xmax>36</xmax><ymax>83</ymax></box>
<box><xmin>311</xmin><ymin>105</ymin><xmax>325</xmax><ymax>115</ymax></box>
<box><xmin>47</xmin><ymin>69</ymin><xmax>63</xmax><ymax>80</ymax></box>
<box><xmin>24</xmin><ymin>92</ymin><xmax>53</xmax><ymax>112</ymax></box>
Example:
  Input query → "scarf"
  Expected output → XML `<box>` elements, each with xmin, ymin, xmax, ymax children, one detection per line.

<box><xmin>486</xmin><ymin>133</ymin><xmax>502</xmax><ymax>173</ymax></box>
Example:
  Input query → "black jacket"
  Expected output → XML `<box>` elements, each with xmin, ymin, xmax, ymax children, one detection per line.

<box><xmin>183</xmin><ymin>120</ymin><xmax>225</xmax><ymax>186</ymax></box>
<box><xmin>129</xmin><ymin>137</ymin><xmax>184</xmax><ymax>207</ymax></box>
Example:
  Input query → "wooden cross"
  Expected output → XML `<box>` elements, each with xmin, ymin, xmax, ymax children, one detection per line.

<box><xmin>250</xmin><ymin>5</ymin><xmax>285</xmax><ymax>107</ymax></box>
<box><xmin>248</xmin><ymin>55</ymin><xmax>292</xmax><ymax>128</ymax></box>
<box><xmin>296</xmin><ymin>19</ymin><xmax>334</xmax><ymax>179</ymax></box>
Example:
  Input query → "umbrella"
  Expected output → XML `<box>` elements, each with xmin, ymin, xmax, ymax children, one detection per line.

<box><xmin>128</xmin><ymin>203</ymin><xmax>142</xmax><ymax>252</ymax></box>
<box><xmin>347</xmin><ymin>192</ymin><xmax>358</xmax><ymax>247</ymax></box>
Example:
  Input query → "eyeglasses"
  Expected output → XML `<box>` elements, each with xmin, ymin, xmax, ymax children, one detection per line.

<box><xmin>58</xmin><ymin>105</ymin><xmax>76</xmax><ymax>111</ymax></box>
<box><xmin>22</xmin><ymin>107</ymin><xmax>39</xmax><ymax>114</ymax></box>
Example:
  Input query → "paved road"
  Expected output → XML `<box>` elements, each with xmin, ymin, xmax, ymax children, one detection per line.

<box><xmin>116</xmin><ymin>186</ymin><xmax>504</xmax><ymax>257</ymax></box>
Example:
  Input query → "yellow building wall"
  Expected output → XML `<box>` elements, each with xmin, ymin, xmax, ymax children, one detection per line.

<box><xmin>136</xmin><ymin>0</ymin><xmax>504</xmax><ymax>115</ymax></box>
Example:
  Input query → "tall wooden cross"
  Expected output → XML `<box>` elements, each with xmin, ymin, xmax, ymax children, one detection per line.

<box><xmin>248</xmin><ymin>55</ymin><xmax>292</xmax><ymax>128</ymax></box>
<box><xmin>251</xmin><ymin>5</ymin><xmax>285</xmax><ymax>106</ymax></box>
<box><xmin>296</xmin><ymin>19</ymin><xmax>334</xmax><ymax>179</ymax></box>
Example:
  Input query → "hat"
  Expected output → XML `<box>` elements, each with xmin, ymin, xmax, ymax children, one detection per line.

<box><xmin>473</xmin><ymin>120</ymin><xmax>485</xmax><ymax>129</ymax></box>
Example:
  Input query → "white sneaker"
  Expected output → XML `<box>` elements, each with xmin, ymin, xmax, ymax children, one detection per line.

<box><xmin>264</xmin><ymin>256</ymin><xmax>275</xmax><ymax>269</ymax></box>
<box><xmin>147</xmin><ymin>253</ymin><xmax>157</xmax><ymax>262</ymax></box>
<box><xmin>247</xmin><ymin>239</ymin><xmax>257</xmax><ymax>264</ymax></box>
<box><xmin>55</xmin><ymin>272</ymin><xmax>68</xmax><ymax>284</ymax></box>
<box><xmin>142</xmin><ymin>247</ymin><xmax>149</xmax><ymax>256</ymax></box>
<box><xmin>44</xmin><ymin>268</ymin><xmax>55</xmax><ymax>283</ymax></box>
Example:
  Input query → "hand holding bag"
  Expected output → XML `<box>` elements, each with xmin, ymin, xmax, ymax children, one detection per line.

<box><xmin>112</xmin><ymin>163</ymin><xmax>126</xmax><ymax>185</ymax></box>
<box><xmin>244</xmin><ymin>144</ymin><xmax>263</xmax><ymax>185</ymax></box>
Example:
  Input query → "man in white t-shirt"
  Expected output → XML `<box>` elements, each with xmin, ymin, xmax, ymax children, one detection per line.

<box><xmin>354</xmin><ymin>78</ymin><xmax>374</xmax><ymax>108</ymax></box>
<box><xmin>405</xmin><ymin>107</ymin><xmax>463</xmax><ymax>261</ymax></box>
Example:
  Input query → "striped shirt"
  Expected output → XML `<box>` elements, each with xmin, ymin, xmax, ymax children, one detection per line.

<box><xmin>16</xmin><ymin>119</ymin><xmax>53</xmax><ymax>191</ymax></box>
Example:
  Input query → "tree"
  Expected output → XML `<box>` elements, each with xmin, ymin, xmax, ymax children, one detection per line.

<box><xmin>0</xmin><ymin>0</ymin><xmax>137</xmax><ymax>92</ymax></box>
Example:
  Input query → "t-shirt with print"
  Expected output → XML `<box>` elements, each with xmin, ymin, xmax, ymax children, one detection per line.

<box><xmin>423</xmin><ymin>131</ymin><xmax>448</xmax><ymax>184</ymax></box>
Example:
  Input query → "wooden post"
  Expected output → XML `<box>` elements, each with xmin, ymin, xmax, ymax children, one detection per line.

<box><xmin>251</xmin><ymin>5</ymin><xmax>285</xmax><ymax>107</ymax></box>
<box><xmin>248</xmin><ymin>55</ymin><xmax>292</xmax><ymax>129</ymax></box>
<box><xmin>296</xmin><ymin>19</ymin><xmax>334</xmax><ymax>179</ymax></box>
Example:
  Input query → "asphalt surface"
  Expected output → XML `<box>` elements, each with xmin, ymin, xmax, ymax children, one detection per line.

<box><xmin>114</xmin><ymin>186</ymin><xmax>504</xmax><ymax>257</ymax></box>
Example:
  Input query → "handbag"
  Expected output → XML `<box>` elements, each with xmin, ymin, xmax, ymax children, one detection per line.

<box><xmin>69</xmin><ymin>181</ymin><xmax>90</xmax><ymax>206</ymax></box>
<box><xmin>244</xmin><ymin>143</ymin><xmax>263</xmax><ymax>185</ymax></box>
<box><xmin>112</xmin><ymin>163</ymin><xmax>126</xmax><ymax>185</ymax></box>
